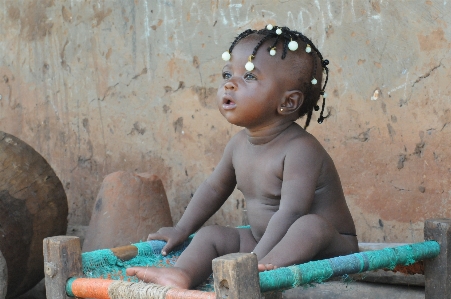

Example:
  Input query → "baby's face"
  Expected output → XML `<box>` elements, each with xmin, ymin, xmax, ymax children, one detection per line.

<box><xmin>217</xmin><ymin>38</ymin><xmax>300</xmax><ymax>129</ymax></box>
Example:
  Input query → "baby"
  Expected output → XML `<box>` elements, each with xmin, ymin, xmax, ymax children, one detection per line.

<box><xmin>126</xmin><ymin>25</ymin><xmax>358</xmax><ymax>289</ymax></box>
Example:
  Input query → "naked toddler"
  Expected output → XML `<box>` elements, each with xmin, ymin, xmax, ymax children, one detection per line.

<box><xmin>127</xmin><ymin>25</ymin><xmax>358</xmax><ymax>289</ymax></box>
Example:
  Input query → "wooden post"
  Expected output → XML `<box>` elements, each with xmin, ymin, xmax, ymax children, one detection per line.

<box><xmin>424</xmin><ymin>218</ymin><xmax>451</xmax><ymax>299</ymax></box>
<box><xmin>0</xmin><ymin>250</ymin><xmax>7</xmax><ymax>299</ymax></box>
<box><xmin>43</xmin><ymin>236</ymin><xmax>82</xmax><ymax>299</ymax></box>
<box><xmin>242</xmin><ymin>209</ymin><xmax>249</xmax><ymax>226</ymax></box>
<box><xmin>212</xmin><ymin>253</ymin><xmax>261</xmax><ymax>299</ymax></box>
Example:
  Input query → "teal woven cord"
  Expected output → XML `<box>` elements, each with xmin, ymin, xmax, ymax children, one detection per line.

<box><xmin>259</xmin><ymin>240</ymin><xmax>439</xmax><ymax>292</ymax></box>
<box><xmin>259</xmin><ymin>259</ymin><xmax>334</xmax><ymax>292</ymax></box>
<box><xmin>66</xmin><ymin>277</ymin><xmax>76</xmax><ymax>297</ymax></box>
<box><xmin>364</xmin><ymin>241</ymin><xmax>439</xmax><ymax>271</ymax></box>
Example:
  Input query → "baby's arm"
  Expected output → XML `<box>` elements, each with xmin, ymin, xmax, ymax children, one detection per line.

<box><xmin>252</xmin><ymin>137</ymin><xmax>324</xmax><ymax>261</ymax></box>
<box><xmin>148</xmin><ymin>137</ymin><xmax>237</xmax><ymax>254</ymax></box>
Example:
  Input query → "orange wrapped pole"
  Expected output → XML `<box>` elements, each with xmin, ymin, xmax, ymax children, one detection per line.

<box><xmin>67</xmin><ymin>277</ymin><xmax>216</xmax><ymax>299</ymax></box>
<box><xmin>67</xmin><ymin>278</ymin><xmax>112</xmax><ymax>299</ymax></box>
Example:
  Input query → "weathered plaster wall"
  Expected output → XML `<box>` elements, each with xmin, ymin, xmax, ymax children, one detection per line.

<box><xmin>0</xmin><ymin>0</ymin><xmax>450</xmax><ymax>243</ymax></box>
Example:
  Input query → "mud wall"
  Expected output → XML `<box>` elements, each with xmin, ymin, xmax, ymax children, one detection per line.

<box><xmin>0</xmin><ymin>0</ymin><xmax>450</xmax><ymax>243</ymax></box>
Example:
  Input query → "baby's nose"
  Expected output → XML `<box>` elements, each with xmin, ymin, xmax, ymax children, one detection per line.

<box><xmin>224</xmin><ymin>81</ymin><xmax>236</xmax><ymax>90</ymax></box>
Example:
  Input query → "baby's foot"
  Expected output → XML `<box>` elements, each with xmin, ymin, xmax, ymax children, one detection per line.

<box><xmin>258</xmin><ymin>263</ymin><xmax>278</xmax><ymax>272</ymax></box>
<box><xmin>126</xmin><ymin>266</ymin><xmax>191</xmax><ymax>289</ymax></box>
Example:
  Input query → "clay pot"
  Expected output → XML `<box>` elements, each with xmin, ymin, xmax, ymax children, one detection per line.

<box><xmin>0</xmin><ymin>131</ymin><xmax>68</xmax><ymax>298</ymax></box>
<box><xmin>82</xmin><ymin>171</ymin><xmax>173</xmax><ymax>251</ymax></box>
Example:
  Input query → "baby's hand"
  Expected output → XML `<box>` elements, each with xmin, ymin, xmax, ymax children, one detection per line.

<box><xmin>147</xmin><ymin>227</ymin><xmax>189</xmax><ymax>256</ymax></box>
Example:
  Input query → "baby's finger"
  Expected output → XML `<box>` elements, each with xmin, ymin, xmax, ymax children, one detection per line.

<box><xmin>147</xmin><ymin>233</ymin><xmax>166</xmax><ymax>241</ymax></box>
<box><xmin>161</xmin><ymin>240</ymin><xmax>176</xmax><ymax>256</ymax></box>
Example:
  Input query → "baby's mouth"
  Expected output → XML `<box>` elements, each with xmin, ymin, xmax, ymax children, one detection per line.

<box><xmin>222</xmin><ymin>97</ymin><xmax>236</xmax><ymax>110</ymax></box>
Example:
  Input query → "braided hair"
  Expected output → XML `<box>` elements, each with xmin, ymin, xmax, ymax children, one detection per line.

<box><xmin>223</xmin><ymin>26</ymin><xmax>329</xmax><ymax>129</ymax></box>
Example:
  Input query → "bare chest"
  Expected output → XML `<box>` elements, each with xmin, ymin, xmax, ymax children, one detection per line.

<box><xmin>233</xmin><ymin>143</ymin><xmax>285</xmax><ymax>200</ymax></box>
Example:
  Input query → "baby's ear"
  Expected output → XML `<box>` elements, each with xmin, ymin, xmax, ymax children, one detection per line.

<box><xmin>279</xmin><ymin>90</ymin><xmax>304</xmax><ymax>115</ymax></box>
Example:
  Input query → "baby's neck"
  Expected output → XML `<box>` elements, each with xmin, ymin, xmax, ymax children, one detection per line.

<box><xmin>246</xmin><ymin>121</ymin><xmax>295</xmax><ymax>145</ymax></box>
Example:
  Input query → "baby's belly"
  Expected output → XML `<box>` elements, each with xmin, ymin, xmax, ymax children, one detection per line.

<box><xmin>245</xmin><ymin>200</ymin><xmax>279</xmax><ymax>241</ymax></box>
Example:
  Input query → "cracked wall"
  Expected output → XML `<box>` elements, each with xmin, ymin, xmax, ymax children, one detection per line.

<box><xmin>0</xmin><ymin>0</ymin><xmax>450</xmax><ymax>243</ymax></box>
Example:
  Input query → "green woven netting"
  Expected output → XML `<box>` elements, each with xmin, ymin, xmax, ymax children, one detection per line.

<box><xmin>81</xmin><ymin>236</ymin><xmax>215</xmax><ymax>291</ymax></box>
<box><xmin>82</xmin><ymin>238</ymin><xmax>191</xmax><ymax>280</ymax></box>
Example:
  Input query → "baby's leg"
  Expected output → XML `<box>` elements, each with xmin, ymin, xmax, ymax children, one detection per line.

<box><xmin>258</xmin><ymin>214</ymin><xmax>358</xmax><ymax>269</ymax></box>
<box><xmin>126</xmin><ymin>226</ymin><xmax>256</xmax><ymax>289</ymax></box>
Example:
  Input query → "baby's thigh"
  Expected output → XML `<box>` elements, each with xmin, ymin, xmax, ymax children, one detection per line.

<box><xmin>193</xmin><ymin>225</ymin><xmax>243</xmax><ymax>256</ymax></box>
<box><xmin>285</xmin><ymin>214</ymin><xmax>356</xmax><ymax>259</ymax></box>
<box><xmin>262</xmin><ymin>214</ymin><xmax>353</xmax><ymax>266</ymax></box>
<box><xmin>284</xmin><ymin>214</ymin><xmax>336</xmax><ymax>248</ymax></box>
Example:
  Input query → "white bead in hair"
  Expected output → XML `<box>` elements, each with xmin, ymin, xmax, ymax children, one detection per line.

<box><xmin>288</xmin><ymin>40</ymin><xmax>298</xmax><ymax>51</ymax></box>
<box><xmin>245</xmin><ymin>61</ymin><xmax>254</xmax><ymax>71</ymax></box>
<box><xmin>245</xmin><ymin>55</ymin><xmax>255</xmax><ymax>71</ymax></box>
<box><xmin>222</xmin><ymin>51</ymin><xmax>231</xmax><ymax>61</ymax></box>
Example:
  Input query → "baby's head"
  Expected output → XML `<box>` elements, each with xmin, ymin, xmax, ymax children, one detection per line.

<box><xmin>221</xmin><ymin>25</ymin><xmax>329</xmax><ymax>128</ymax></box>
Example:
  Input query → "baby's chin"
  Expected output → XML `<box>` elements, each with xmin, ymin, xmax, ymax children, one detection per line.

<box><xmin>222</xmin><ymin>116</ymin><xmax>247</xmax><ymax>128</ymax></box>
<box><xmin>220</xmin><ymin>114</ymin><xmax>242</xmax><ymax>127</ymax></box>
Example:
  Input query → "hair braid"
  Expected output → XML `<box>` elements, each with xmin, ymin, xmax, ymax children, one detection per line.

<box><xmin>250</xmin><ymin>33</ymin><xmax>274</xmax><ymax>58</ymax></box>
<box><xmin>305</xmin><ymin>109</ymin><xmax>313</xmax><ymax>129</ymax></box>
<box><xmin>268</xmin><ymin>36</ymin><xmax>279</xmax><ymax>52</ymax></box>
<box><xmin>228</xmin><ymin>29</ymin><xmax>255</xmax><ymax>53</ymax></box>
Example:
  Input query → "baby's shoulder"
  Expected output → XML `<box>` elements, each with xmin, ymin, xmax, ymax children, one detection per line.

<box><xmin>220</xmin><ymin>130</ymin><xmax>247</xmax><ymax>156</ymax></box>
<box><xmin>283</xmin><ymin>126</ymin><xmax>336</xmax><ymax>177</ymax></box>
<box><xmin>284</xmin><ymin>124</ymin><xmax>325</xmax><ymax>151</ymax></box>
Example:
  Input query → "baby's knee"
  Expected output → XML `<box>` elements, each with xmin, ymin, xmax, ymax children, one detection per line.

<box><xmin>194</xmin><ymin>225</ymin><xmax>233</xmax><ymax>242</ymax></box>
<box><xmin>195</xmin><ymin>225</ymin><xmax>222</xmax><ymax>238</ymax></box>
<box><xmin>193</xmin><ymin>225</ymin><xmax>240</xmax><ymax>252</ymax></box>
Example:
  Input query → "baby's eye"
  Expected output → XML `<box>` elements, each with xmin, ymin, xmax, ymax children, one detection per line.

<box><xmin>222</xmin><ymin>72</ymin><xmax>232</xmax><ymax>80</ymax></box>
<box><xmin>244</xmin><ymin>73</ymin><xmax>257</xmax><ymax>80</ymax></box>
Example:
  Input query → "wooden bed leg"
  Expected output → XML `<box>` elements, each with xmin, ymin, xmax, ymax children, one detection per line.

<box><xmin>212</xmin><ymin>253</ymin><xmax>261</xmax><ymax>299</ymax></box>
<box><xmin>0</xmin><ymin>250</ymin><xmax>7</xmax><ymax>299</ymax></box>
<box><xmin>424</xmin><ymin>218</ymin><xmax>451</xmax><ymax>299</ymax></box>
<box><xmin>43</xmin><ymin>236</ymin><xmax>82</xmax><ymax>299</ymax></box>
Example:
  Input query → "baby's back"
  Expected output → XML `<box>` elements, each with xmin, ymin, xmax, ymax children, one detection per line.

<box><xmin>232</xmin><ymin>123</ymin><xmax>356</xmax><ymax>241</ymax></box>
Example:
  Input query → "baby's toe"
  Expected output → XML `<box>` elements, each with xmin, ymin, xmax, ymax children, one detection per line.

<box><xmin>126</xmin><ymin>267</ymin><xmax>139</xmax><ymax>276</ymax></box>
<box><xmin>258</xmin><ymin>263</ymin><xmax>277</xmax><ymax>272</ymax></box>
<box><xmin>264</xmin><ymin>263</ymin><xmax>278</xmax><ymax>271</ymax></box>
<box><xmin>258</xmin><ymin>264</ymin><xmax>267</xmax><ymax>272</ymax></box>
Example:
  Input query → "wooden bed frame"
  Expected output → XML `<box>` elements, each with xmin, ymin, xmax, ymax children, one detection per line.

<box><xmin>43</xmin><ymin>218</ymin><xmax>451</xmax><ymax>299</ymax></box>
